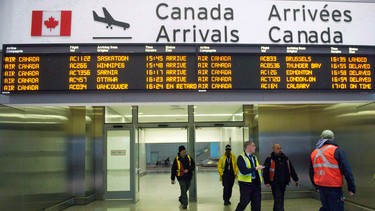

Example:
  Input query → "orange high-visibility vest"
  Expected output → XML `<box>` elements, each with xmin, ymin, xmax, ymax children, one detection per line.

<box><xmin>269</xmin><ymin>158</ymin><xmax>291</xmax><ymax>181</ymax></box>
<box><xmin>311</xmin><ymin>145</ymin><xmax>343</xmax><ymax>187</ymax></box>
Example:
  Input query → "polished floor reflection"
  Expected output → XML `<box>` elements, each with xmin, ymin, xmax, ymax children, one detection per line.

<box><xmin>65</xmin><ymin>171</ymin><xmax>322</xmax><ymax>211</ymax></box>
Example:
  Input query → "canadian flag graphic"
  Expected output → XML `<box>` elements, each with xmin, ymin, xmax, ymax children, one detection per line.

<box><xmin>31</xmin><ymin>10</ymin><xmax>72</xmax><ymax>36</ymax></box>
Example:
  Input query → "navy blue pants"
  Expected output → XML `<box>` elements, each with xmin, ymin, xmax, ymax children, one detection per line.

<box><xmin>318</xmin><ymin>187</ymin><xmax>344</xmax><ymax>211</ymax></box>
<box><xmin>235</xmin><ymin>182</ymin><xmax>261</xmax><ymax>211</ymax></box>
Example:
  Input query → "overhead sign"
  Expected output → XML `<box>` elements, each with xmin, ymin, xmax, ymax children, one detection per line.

<box><xmin>0</xmin><ymin>0</ymin><xmax>374</xmax><ymax>45</ymax></box>
<box><xmin>2</xmin><ymin>43</ymin><xmax>375</xmax><ymax>93</ymax></box>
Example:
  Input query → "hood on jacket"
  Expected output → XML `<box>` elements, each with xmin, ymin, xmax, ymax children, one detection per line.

<box><xmin>316</xmin><ymin>139</ymin><xmax>338</xmax><ymax>149</ymax></box>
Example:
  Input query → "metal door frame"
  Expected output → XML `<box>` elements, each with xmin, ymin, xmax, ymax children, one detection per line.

<box><xmin>103</xmin><ymin>126</ymin><xmax>135</xmax><ymax>199</ymax></box>
<box><xmin>102</xmin><ymin>105</ymin><xmax>248</xmax><ymax>202</ymax></box>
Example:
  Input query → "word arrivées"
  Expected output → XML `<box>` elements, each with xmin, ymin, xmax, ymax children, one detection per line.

<box><xmin>268</xmin><ymin>4</ymin><xmax>352</xmax><ymax>44</ymax></box>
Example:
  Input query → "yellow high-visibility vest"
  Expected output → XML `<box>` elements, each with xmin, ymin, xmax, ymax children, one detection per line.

<box><xmin>237</xmin><ymin>153</ymin><xmax>262</xmax><ymax>183</ymax></box>
<box><xmin>176</xmin><ymin>155</ymin><xmax>191</xmax><ymax>176</ymax></box>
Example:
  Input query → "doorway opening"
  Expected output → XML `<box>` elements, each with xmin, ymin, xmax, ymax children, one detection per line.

<box><xmin>103</xmin><ymin>104</ymin><xmax>248</xmax><ymax>203</ymax></box>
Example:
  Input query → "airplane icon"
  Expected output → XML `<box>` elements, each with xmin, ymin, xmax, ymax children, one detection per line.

<box><xmin>93</xmin><ymin>7</ymin><xmax>130</xmax><ymax>30</ymax></box>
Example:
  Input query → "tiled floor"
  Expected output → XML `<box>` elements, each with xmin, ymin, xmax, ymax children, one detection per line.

<box><xmin>65</xmin><ymin>171</ymin><xmax>322</xmax><ymax>211</ymax></box>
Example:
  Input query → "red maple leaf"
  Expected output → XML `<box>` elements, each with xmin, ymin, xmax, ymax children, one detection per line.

<box><xmin>44</xmin><ymin>16</ymin><xmax>59</xmax><ymax>32</ymax></box>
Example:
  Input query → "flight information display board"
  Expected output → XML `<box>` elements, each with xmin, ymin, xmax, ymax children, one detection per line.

<box><xmin>1</xmin><ymin>44</ymin><xmax>375</xmax><ymax>93</ymax></box>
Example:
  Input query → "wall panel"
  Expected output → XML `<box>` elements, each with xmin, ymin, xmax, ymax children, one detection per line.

<box><xmin>258</xmin><ymin>103</ymin><xmax>375</xmax><ymax>209</ymax></box>
<box><xmin>258</xmin><ymin>105</ymin><xmax>315</xmax><ymax>192</ymax></box>
<box><xmin>310</xmin><ymin>103</ymin><xmax>375</xmax><ymax>209</ymax></box>
<box><xmin>0</xmin><ymin>106</ymin><xmax>100</xmax><ymax>210</ymax></box>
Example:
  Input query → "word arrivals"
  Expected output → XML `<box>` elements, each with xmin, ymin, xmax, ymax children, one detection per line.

<box><xmin>156</xmin><ymin>25</ymin><xmax>239</xmax><ymax>43</ymax></box>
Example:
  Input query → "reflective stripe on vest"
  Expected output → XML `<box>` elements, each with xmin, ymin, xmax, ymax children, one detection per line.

<box><xmin>176</xmin><ymin>155</ymin><xmax>191</xmax><ymax>177</ymax></box>
<box><xmin>269</xmin><ymin>159</ymin><xmax>275</xmax><ymax>181</ymax></box>
<box><xmin>311</xmin><ymin>145</ymin><xmax>343</xmax><ymax>187</ymax></box>
<box><xmin>237</xmin><ymin>153</ymin><xmax>263</xmax><ymax>183</ymax></box>
<box><xmin>269</xmin><ymin>158</ymin><xmax>291</xmax><ymax>181</ymax></box>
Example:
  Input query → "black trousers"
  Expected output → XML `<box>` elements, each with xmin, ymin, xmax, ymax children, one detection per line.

<box><xmin>235</xmin><ymin>181</ymin><xmax>261</xmax><ymax>211</ymax></box>
<box><xmin>222</xmin><ymin>173</ymin><xmax>235</xmax><ymax>202</ymax></box>
<box><xmin>178</xmin><ymin>179</ymin><xmax>191</xmax><ymax>206</ymax></box>
<box><xmin>271</xmin><ymin>183</ymin><xmax>286</xmax><ymax>211</ymax></box>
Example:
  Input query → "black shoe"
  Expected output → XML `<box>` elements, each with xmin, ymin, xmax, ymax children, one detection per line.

<box><xmin>224</xmin><ymin>201</ymin><xmax>230</xmax><ymax>206</ymax></box>
<box><xmin>182</xmin><ymin>204</ymin><xmax>188</xmax><ymax>209</ymax></box>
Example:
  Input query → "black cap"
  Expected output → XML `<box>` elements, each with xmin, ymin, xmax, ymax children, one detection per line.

<box><xmin>225</xmin><ymin>144</ymin><xmax>231</xmax><ymax>150</ymax></box>
<box><xmin>178</xmin><ymin>145</ymin><xmax>186</xmax><ymax>152</ymax></box>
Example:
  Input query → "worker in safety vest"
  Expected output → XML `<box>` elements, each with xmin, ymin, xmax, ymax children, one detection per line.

<box><xmin>309</xmin><ymin>130</ymin><xmax>356</xmax><ymax>211</ymax></box>
<box><xmin>217</xmin><ymin>144</ymin><xmax>238</xmax><ymax>206</ymax></box>
<box><xmin>171</xmin><ymin>145</ymin><xmax>195</xmax><ymax>209</ymax></box>
<box><xmin>235</xmin><ymin>140</ymin><xmax>265</xmax><ymax>211</ymax></box>
<box><xmin>263</xmin><ymin>144</ymin><xmax>299</xmax><ymax>211</ymax></box>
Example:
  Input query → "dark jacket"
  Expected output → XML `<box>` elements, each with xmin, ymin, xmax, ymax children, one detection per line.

<box><xmin>309</xmin><ymin>140</ymin><xmax>356</xmax><ymax>193</ymax></box>
<box><xmin>171</xmin><ymin>153</ymin><xmax>195</xmax><ymax>181</ymax></box>
<box><xmin>263</xmin><ymin>152</ymin><xmax>298</xmax><ymax>185</ymax></box>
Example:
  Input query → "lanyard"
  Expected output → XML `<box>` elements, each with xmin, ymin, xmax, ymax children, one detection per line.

<box><xmin>226</xmin><ymin>155</ymin><xmax>231</xmax><ymax>171</ymax></box>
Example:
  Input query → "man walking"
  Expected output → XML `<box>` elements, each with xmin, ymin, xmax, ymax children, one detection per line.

<box><xmin>310</xmin><ymin>129</ymin><xmax>356</xmax><ymax>211</ymax></box>
<box><xmin>235</xmin><ymin>140</ymin><xmax>265</xmax><ymax>211</ymax></box>
<box><xmin>171</xmin><ymin>145</ymin><xmax>195</xmax><ymax>209</ymax></box>
<box><xmin>218</xmin><ymin>144</ymin><xmax>238</xmax><ymax>206</ymax></box>
<box><xmin>263</xmin><ymin>144</ymin><xmax>299</xmax><ymax>211</ymax></box>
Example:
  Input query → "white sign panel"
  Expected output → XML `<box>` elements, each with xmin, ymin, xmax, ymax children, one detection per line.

<box><xmin>0</xmin><ymin>0</ymin><xmax>374</xmax><ymax>45</ymax></box>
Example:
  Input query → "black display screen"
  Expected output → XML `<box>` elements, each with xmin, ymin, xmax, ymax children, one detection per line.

<box><xmin>2</xmin><ymin>44</ymin><xmax>375</xmax><ymax>93</ymax></box>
